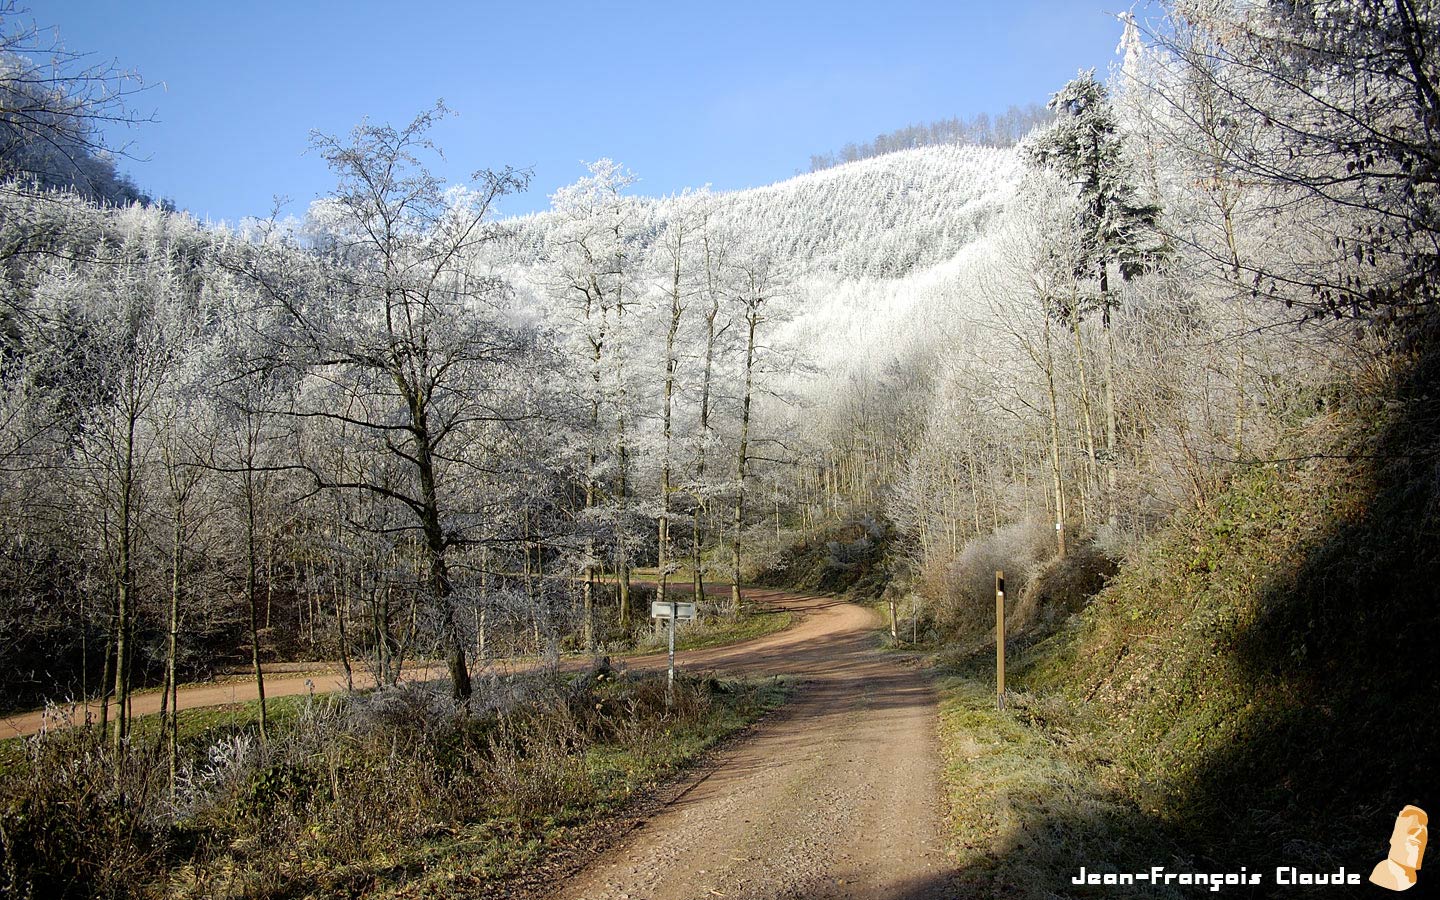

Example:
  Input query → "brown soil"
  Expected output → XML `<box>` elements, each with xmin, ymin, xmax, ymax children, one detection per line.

<box><xmin>547</xmin><ymin>587</ymin><xmax>956</xmax><ymax>900</ymax></box>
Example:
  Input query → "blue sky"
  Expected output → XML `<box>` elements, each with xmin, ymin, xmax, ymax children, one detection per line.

<box><xmin>31</xmin><ymin>1</ymin><xmax>1138</xmax><ymax>222</ymax></box>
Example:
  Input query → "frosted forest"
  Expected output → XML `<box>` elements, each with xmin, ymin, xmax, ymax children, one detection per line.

<box><xmin>0</xmin><ymin>3</ymin><xmax>1436</xmax><ymax>899</ymax></box>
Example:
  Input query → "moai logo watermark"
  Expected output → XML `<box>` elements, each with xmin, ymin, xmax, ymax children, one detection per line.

<box><xmin>1370</xmin><ymin>806</ymin><xmax>1427</xmax><ymax>892</ymax></box>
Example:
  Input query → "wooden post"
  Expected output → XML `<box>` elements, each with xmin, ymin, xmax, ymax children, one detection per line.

<box><xmin>667</xmin><ymin>595</ymin><xmax>677</xmax><ymax>707</ymax></box>
<box><xmin>995</xmin><ymin>570</ymin><xmax>1006</xmax><ymax>710</ymax></box>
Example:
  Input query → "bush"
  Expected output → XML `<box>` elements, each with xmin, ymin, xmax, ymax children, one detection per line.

<box><xmin>0</xmin><ymin>669</ymin><xmax>776</xmax><ymax>899</ymax></box>
<box><xmin>1009</xmin><ymin>541</ymin><xmax>1119</xmax><ymax>641</ymax></box>
<box><xmin>755</xmin><ymin>516</ymin><xmax>892</xmax><ymax>597</ymax></box>
<box><xmin>0</xmin><ymin>730</ymin><xmax>169</xmax><ymax>900</ymax></box>
<box><xmin>925</xmin><ymin>521</ymin><xmax>1055</xmax><ymax>644</ymax></box>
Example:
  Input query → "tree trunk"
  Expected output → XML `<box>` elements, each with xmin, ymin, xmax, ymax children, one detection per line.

<box><xmin>731</xmin><ymin>309</ymin><xmax>758</xmax><ymax>612</ymax></box>
<box><xmin>657</xmin><ymin>256</ymin><xmax>682</xmax><ymax>615</ymax></box>
<box><xmin>245</xmin><ymin>467</ymin><xmax>268</xmax><ymax>741</ymax></box>
<box><xmin>583</xmin><ymin>305</ymin><xmax>603</xmax><ymax>651</ymax></box>
<box><xmin>98</xmin><ymin>581</ymin><xmax>114</xmax><ymax>737</ymax></box>
<box><xmin>110</xmin><ymin>413</ymin><xmax>137</xmax><ymax>752</ymax></box>
<box><xmin>1101</xmin><ymin>266</ymin><xmax>1117</xmax><ymax>530</ymax></box>
<box><xmin>1044</xmin><ymin>315</ymin><xmax>1068</xmax><ymax>557</ymax></box>
<box><xmin>614</xmin><ymin>285</ymin><xmax>634</xmax><ymax>632</ymax></box>
<box><xmin>166</xmin><ymin>501</ymin><xmax>182</xmax><ymax>790</ymax></box>
<box><xmin>693</xmin><ymin>256</ymin><xmax>721</xmax><ymax>607</ymax></box>
<box><xmin>1070</xmin><ymin>307</ymin><xmax>1099</xmax><ymax>515</ymax></box>
<box><xmin>405</xmin><ymin>388</ymin><xmax>471</xmax><ymax>700</ymax></box>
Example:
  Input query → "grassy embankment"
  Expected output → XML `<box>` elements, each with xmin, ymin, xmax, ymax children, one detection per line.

<box><xmin>931</xmin><ymin>348</ymin><xmax>1440</xmax><ymax>897</ymax></box>
<box><xmin>598</xmin><ymin>572</ymin><xmax>796</xmax><ymax>654</ymax></box>
<box><xmin>0</xmin><ymin>671</ymin><xmax>789</xmax><ymax>899</ymax></box>
<box><xmin>632</xmin><ymin>606</ymin><xmax>793</xmax><ymax>654</ymax></box>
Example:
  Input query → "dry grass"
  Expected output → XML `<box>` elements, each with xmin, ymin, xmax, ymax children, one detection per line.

<box><xmin>0</xmin><ymin>671</ymin><xmax>788</xmax><ymax>899</ymax></box>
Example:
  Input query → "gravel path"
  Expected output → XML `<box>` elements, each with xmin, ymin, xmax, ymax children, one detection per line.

<box><xmin>550</xmin><ymin>588</ymin><xmax>956</xmax><ymax>900</ymax></box>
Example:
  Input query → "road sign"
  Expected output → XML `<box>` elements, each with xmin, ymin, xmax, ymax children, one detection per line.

<box><xmin>651</xmin><ymin>601</ymin><xmax>697</xmax><ymax>621</ymax></box>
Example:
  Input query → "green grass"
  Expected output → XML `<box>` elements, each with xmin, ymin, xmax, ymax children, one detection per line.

<box><xmin>929</xmin><ymin>349</ymin><xmax>1440</xmax><ymax>894</ymax></box>
<box><xmin>0</xmin><ymin>693</ymin><xmax>314</xmax><ymax>777</ymax></box>
<box><xmin>935</xmin><ymin>678</ymin><xmax>1182</xmax><ymax>899</ymax></box>
<box><xmin>633</xmin><ymin>607</ymin><xmax>793</xmax><ymax>654</ymax></box>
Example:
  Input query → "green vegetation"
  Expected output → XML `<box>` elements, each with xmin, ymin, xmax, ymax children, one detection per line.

<box><xmin>937</xmin><ymin>681</ymin><xmax>1179</xmax><ymax>898</ymax></box>
<box><xmin>632</xmin><ymin>607</ymin><xmax>793</xmax><ymax>654</ymax></box>
<box><xmin>755</xmin><ymin>517</ymin><xmax>892</xmax><ymax>599</ymax></box>
<box><xmin>0</xmin><ymin>673</ymin><xmax>788</xmax><ymax>899</ymax></box>
<box><xmin>0</xmin><ymin>695</ymin><xmax>312</xmax><ymax>778</ymax></box>
<box><xmin>933</xmin><ymin>347</ymin><xmax>1440</xmax><ymax>896</ymax></box>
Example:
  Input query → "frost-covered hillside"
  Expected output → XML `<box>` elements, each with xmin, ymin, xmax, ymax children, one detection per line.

<box><xmin>503</xmin><ymin>144</ymin><xmax>1020</xmax><ymax>381</ymax></box>
<box><xmin>506</xmin><ymin>144</ymin><xmax>1018</xmax><ymax>279</ymax></box>
<box><xmin>703</xmin><ymin>145</ymin><xmax>1019</xmax><ymax>279</ymax></box>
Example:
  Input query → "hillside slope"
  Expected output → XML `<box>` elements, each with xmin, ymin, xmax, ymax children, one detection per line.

<box><xmin>495</xmin><ymin>145</ymin><xmax>1019</xmax><ymax>398</ymax></box>
<box><xmin>939</xmin><ymin>343</ymin><xmax>1440</xmax><ymax>896</ymax></box>
<box><xmin>504</xmin><ymin>144</ymin><xmax>1019</xmax><ymax>279</ymax></box>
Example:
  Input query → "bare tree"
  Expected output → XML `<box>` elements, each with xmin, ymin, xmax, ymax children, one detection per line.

<box><xmin>545</xmin><ymin>159</ymin><xmax>640</xmax><ymax>642</ymax></box>
<box><xmin>0</xmin><ymin>2</ymin><xmax>152</xmax><ymax>201</ymax></box>
<box><xmin>245</xmin><ymin>104</ymin><xmax>531</xmax><ymax>701</ymax></box>
<box><xmin>728</xmin><ymin>250</ymin><xmax>784</xmax><ymax>611</ymax></box>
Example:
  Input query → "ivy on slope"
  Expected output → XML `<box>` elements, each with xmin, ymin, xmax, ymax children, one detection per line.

<box><xmin>1009</xmin><ymin>345</ymin><xmax>1440</xmax><ymax>877</ymax></box>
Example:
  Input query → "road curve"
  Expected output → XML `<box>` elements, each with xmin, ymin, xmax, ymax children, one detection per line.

<box><xmin>0</xmin><ymin>582</ymin><xmax>775</xmax><ymax>739</ymax></box>
<box><xmin>2</xmin><ymin>587</ymin><xmax>957</xmax><ymax>898</ymax></box>
<box><xmin>549</xmin><ymin>587</ymin><xmax>956</xmax><ymax>900</ymax></box>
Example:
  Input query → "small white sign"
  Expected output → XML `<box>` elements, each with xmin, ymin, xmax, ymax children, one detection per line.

<box><xmin>651</xmin><ymin>601</ymin><xmax>697</xmax><ymax>621</ymax></box>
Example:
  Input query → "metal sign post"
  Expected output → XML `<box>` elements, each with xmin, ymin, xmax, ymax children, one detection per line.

<box><xmin>652</xmin><ymin>600</ymin><xmax>697</xmax><ymax>706</ymax></box>
<box><xmin>668</xmin><ymin>595</ymin><xmax>677</xmax><ymax>705</ymax></box>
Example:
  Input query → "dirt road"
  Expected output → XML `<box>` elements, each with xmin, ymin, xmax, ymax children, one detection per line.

<box><xmin>0</xmin><ymin>581</ymin><xmax>740</xmax><ymax>739</ymax></box>
<box><xmin>551</xmin><ymin>588</ymin><xmax>956</xmax><ymax>900</ymax></box>
<box><xmin>3</xmin><ymin>587</ymin><xmax>957</xmax><ymax>896</ymax></box>
<box><xmin>0</xmin><ymin>665</ymin><xmax>436</xmax><ymax>739</ymax></box>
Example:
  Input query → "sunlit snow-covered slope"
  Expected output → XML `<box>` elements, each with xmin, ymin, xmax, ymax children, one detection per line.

<box><xmin>703</xmin><ymin>144</ymin><xmax>1019</xmax><ymax>278</ymax></box>
<box><xmin>506</xmin><ymin>144</ymin><xmax>1017</xmax><ymax>278</ymax></box>
<box><xmin>714</xmin><ymin>145</ymin><xmax>1020</xmax><ymax>377</ymax></box>
<box><xmin>504</xmin><ymin>144</ymin><xmax>1021</xmax><ymax>378</ymax></box>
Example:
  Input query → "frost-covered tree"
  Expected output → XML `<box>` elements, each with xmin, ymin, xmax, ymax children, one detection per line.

<box><xmin>1151</xmin><ymin>0</ymin><xmax>1440</xmax><ymax>321</ymax></box>
<box><xmin>247</xmin><ymin>104</ymin><xmax>532</xmax><ymax>701</ymax></box>
<box><xmin>0</xmin><ymin>2</ymin><xmax>151</xmax><ymax>204</ymax></box>
<box><xmin>649</xmin><ymin>189</ymin><xmax>710</xmax><ymax>611</ymax></box>
<box><xmin>544</xmin><ymin>159</ymin><xmax>645</xmax><ymax>640</ymax></box>
<box><xmin>29</xmin><ymin>223</ymin><xmax>193</xmax><ymax>746</ymax></box>
<box><xmin>1026</xmin><ymin>70</ymin><xmax>1166</xmax><ymax>527</ymax></box>
<box><xmin>727</xmin><ymin>247</ymin><xmax>790</xmax><ymax>610</ymax></box>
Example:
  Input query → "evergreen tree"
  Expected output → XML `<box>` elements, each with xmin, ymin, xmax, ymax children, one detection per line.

<box><xmin>1025</xmin><ymin>70</ymin><xmax>1166</xmax><ymax>315</ymax></box>
<box><xmin>1025</xmin><ymin>70</ymin><xmax>1166</xmax><ymax>529</ymax></box>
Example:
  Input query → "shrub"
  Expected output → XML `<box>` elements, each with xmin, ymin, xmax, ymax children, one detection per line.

<box><xmin>0</xmin><ymin>729</ymin><xmax>168</xmax><ymax>900</ymax></box>
<box><xmin>0</xmin><ymin>669</ymin><xmax>773</xmax><ymax>899</ymax></box>
<box><xmin>1009</xmin><ymin>540</ymin><xmax>1119</xmax><ymax>641</ymax></box>
<box><xmin>756</xmin><ymin>515</ymin><xmax>893</xmax><ymax>597</ymax></box>
<box><xmin>925</xmin><ymin>520</ymin><xmax>1055</xmax><ymax>644</ymax></box>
